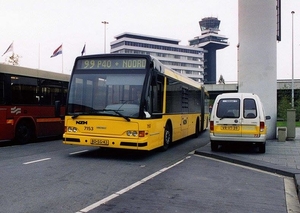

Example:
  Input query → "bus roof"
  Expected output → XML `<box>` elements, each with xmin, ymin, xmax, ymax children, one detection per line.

<box><xmin>150</xmin><ymin>56</ymin><xmax>203</xmax><ymax>89</ymax></box>
<box><xmin>74</xmin><ymin>53</ymin><xmax>205</xmax><ymax>91</ymax></box>
<box><xmin>0</xmin><ymin>64</ymin><xmax>70</xmax><ymax>82</ymax></box>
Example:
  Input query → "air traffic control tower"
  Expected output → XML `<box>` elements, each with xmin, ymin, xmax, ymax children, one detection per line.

<box><xmin>189</xmin><ymin>17</ymin><xmax>229</xmax><ymax>84</ymax></box>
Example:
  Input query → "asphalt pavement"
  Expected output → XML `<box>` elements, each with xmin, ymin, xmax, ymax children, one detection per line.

<box><xmin>81</xmin><ymin>128</ymin><xmax>300</xmax><ymax>213</ymax></box>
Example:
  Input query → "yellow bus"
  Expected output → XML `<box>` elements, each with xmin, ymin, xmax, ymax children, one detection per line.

<box><xmin>63</xmin><ymin>54</ymin><xmax>209</xmax><ymax>151</ymax></box>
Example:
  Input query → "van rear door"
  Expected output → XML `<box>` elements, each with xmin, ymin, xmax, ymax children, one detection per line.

<box><xmin>213</xmin><ymin>98</ymin><xmax>242</xmax><ymax>137</ymax></box>
<box><xmin>241</xmin><ymin>97</ymin><xmax>260</xmax><ymax>138</ymax></box>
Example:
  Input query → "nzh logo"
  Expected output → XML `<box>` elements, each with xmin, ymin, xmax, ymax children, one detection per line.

<box><xmin>76</xmin><ymin>121</ymin><xmax>88</xmax><ymax>125</ymax></box>
<box><xmin>11</xmin><ymin>106</ymin><xmax>21</xmax><ymax>115</ymax></box>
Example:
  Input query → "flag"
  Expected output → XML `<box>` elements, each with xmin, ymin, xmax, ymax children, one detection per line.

<box><xmin>50</xmin><ymin>44</ymin><xmax>62</xmax><ymax>58</ymax></box>
<box><xmin>2</xmin><ymin>42</ymin><xmax>14</xmax><ymax>56</ymax></box>
<box><xmin>81</xmin><ymin>44</ymin><xmax>86</xmax><ymax>56</ymax></box>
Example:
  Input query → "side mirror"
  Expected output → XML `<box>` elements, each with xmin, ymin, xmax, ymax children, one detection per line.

<box><xmin>144</xmin><ymin>111</ymin><xmax>151</xmax><ymax>118</ymax></box>
<box><xmin>266</xmin><ymin>116</ymin><xmax>271</xmax><ymax>120</ymax></box>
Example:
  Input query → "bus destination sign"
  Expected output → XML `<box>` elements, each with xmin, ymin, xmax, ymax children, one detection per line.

<box><xmin>77</xmin><ymin>58</ymin><xmax>147</xmax><ymax>70</ymax></box>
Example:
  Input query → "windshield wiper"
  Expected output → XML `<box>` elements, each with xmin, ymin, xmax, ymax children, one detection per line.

<box><xmin>220</xmin><ymin>115</ymin><xmax>237</xmax><ymax>120</ymax></box>
<box><xmin>70</xmin><ymin>112</ymin><xmax>88</xmax><ymax>119</ymax></box>
<box><xmin>70</xmin><ymin>109</ymin><xmax>131</xmax><ymax>122</ymax></box>
<box><xmin>100</xmin><ymin>109</ymin><xmax>131</xmax><ymax>122</ymax></box>
<box><xmin>70</xmin><ymin>110</ymin><xmax>106</xmax><ymax>119</ymax></box>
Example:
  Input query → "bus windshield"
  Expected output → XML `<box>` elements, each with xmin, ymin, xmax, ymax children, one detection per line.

<box><xmin>67</xmin><ymin>71</ymin><xmax>146</xmax><ymax>119</ymax></box>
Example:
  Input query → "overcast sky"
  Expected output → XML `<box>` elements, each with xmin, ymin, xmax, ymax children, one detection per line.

<box><xmin>0</xmin><ymin>0</ymin><xmax>299</xmax><ymax>82</ymax></box>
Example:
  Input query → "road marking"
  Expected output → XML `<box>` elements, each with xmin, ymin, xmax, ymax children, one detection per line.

<box><xmin>69</xmin><ymin>150</ymin><xmax>89</xmax><ymax>155</ymax></box>
<box><xmin>195</xmin><ymin>154</ymin><xmax>283</xmax><ymax>177</ymax></box>
<box><xmin>76</xmin><ymin>157</ymin><xmax>188</xmax><ymax>213</ymax></box>
<box><xmin>23</xmin><ymin>158</ymin><xmax>51</xmax><ymax>165</ymax></box>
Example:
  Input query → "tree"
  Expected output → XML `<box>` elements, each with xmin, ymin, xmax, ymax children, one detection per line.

<box><xmin>5</xmin><ymin>53</ymin><xmax>21</xmax><ymax>65</ymax></box>
<box><xmin>277</xmin><ymin>95</ymin><xmax>290</xmax><ymax>120</ymax></box>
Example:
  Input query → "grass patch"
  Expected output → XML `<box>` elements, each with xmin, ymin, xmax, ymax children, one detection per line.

<box><xmin>277</xmin><ymin>121</ymin><xmax>300</xmax><ymax>127</ymax></box>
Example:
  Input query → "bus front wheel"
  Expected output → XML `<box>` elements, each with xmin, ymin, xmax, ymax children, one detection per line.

<box><xmin>161</xmin><ymin>124</ymin><xmax>172</xmax><ymax>151</ymax></box>
<box><xmin>15</xmin><ymin>120</ymin><xmax>35</xmax><ymax>144</ymax></box>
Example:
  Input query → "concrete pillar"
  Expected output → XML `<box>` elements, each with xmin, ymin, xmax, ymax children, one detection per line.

<box><xmin>238</xmin><ymin>0</ymin><xmax>277</xmax><ymax>139</ymax></box>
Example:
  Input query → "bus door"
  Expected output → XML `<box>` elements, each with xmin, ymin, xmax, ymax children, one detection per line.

<box><xmin>181</xmin><ymin>87</ymin><xmax>189</xmax><ymax>137</ymax></box>
<box><xmin>149</xmin><ymin>74</ymin><xmax>164</xmax><ymax>147</ymax></box>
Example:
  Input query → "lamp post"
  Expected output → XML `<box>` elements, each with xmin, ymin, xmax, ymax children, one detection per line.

<box><xmin>102</xmin><ymin>21</ymin><xmax>109</xmax><ymax>53</ymax></box>
<box><xmin>287</xmin><ymin>11</ymin><xmax>296</xmax><ymax>141</ymax></box>
<box><xmin>291</xmin><ymin>11</ymin><xmax>295</xmax><ymax>108</ymax></box>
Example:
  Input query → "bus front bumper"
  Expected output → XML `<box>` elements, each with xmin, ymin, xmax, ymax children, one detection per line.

<box><xmin>63</xmin><ymin>134</ymin><xmax>149</xmax><ymax>150</ymax></box>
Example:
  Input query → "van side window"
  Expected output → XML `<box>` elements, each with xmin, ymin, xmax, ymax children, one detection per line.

<box><xmin>244</xmin><ymin>98</ymin><xmax>257</xmax><ymax>118</ymax></box>
<box><xmin>216</xmin><ymin>99</ymin><xmax>240</xmax><ymax>118</ymax></box>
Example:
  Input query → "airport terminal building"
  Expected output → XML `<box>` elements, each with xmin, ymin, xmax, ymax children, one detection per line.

<box><xmin>110</xmin><ymin>32</ymin><xmax>206</xmax><ymax>83</ymax></box>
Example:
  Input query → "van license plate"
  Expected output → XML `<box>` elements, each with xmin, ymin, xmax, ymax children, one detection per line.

<box><xmin>221</xmin><ymin>126</ymin><xmax>240</xmax><ymax>131</ymax></box>
<box><xmin>91</xmin><ymin>139</ymin><xmax>109</xmax><ymax>145</ymax></box>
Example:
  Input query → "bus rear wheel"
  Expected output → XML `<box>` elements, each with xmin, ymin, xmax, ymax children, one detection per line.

<box><xmin>15</xmin><ymin>120</ymin><xmax>34</xmax><ymax>144</ymax></box>
<box><xmin>161</xmin><ymin>124</ymin><xmax>172</xmax><ymax>151</ymax></box>
<box><xmin>194</xmin><ymin>119</ymin><xmax>200</xmax><ymax>138</ymax></box>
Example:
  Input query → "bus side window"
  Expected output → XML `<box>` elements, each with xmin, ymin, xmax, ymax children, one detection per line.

<box><xmin>0</xmin><ymin>77</ymin><xmax>4</xmax><ymax>104</ymax></box>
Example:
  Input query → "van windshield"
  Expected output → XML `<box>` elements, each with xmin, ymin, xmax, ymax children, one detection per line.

<box><xmin>217</xmin><ymin>99</ymin><xmax>240</xmax><ymax>118</ymax></box>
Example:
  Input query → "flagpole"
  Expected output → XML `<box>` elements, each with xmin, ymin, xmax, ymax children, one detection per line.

<box><xmin>62</xmin><ymin>52</ymin><xmax>64</xmax><ymax>73</ymax></box>
<box><xmin>38</xmin><ymin>43</ymin><xmax>40</xmax><ymax>69</ymax></box>
<box><xmin>62</xmin><ymin>43</ymin><xmax>63</xmax><ymax>73</ymax></box>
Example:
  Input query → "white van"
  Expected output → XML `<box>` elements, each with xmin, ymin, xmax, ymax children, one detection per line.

<box><xmin>209</xmin><ymin>93</ymin><xmax>271</xmax><ymax>153</ymax></box>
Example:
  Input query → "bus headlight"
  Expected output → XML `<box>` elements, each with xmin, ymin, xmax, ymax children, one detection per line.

<box><xmin>126</xmin><ymin>130</ymin><xmax>138</xmax><ymax>136</ymax></box>
<box><xmin>68</xmin><ymin>127</ymin><xmax>77</xmax><ymax>132</ymax></box>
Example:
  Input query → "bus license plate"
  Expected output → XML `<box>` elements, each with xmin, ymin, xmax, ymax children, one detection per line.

<box><xmin>91</xmin><ymin>139</ymin><xmax>109</xmax><ymax>145</ymax></box>
<box><xmin>221</xmin><ymin>126</ymin><xmax>240</xmax><ymax>131</ymax></box>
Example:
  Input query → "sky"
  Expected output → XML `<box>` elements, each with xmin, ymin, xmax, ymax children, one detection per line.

<box><xmin>0</xmin><ymin>0</ymin><xmax>299</xmax><ymax>82</ymax></box>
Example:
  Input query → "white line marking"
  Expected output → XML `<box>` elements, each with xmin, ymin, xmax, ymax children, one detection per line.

<box><xmin>77</xmin><ymin>156</ymin><xmax>188</xmax><ymax>213</ymax></box>
<box><xmin>23</xmin><ymin>158</ymin><xmax>51</xmax><ymax>165</ymax></box>
<box><xmin>194</xmin><ymin>154</ymin><xmax>283</xmax><ymax>177</ymax></box>
<box><xmin>69</xmin><ymin>150</ymin><xmax>89</xmax><ymax>155</ymax></box>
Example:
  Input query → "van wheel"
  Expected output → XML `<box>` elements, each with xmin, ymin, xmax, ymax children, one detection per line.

<box><xmin>15</xmin><ymin>120</ymin><xmax>34</xmax><ymax>144</ymax></box>
<box><xmin>160</xmin><ymin>123</ymin><xmax>172</xmax><ymax>151</ymax></box>
<box><xmin>211</xmin><ymin>141</ymin><xmax>218</xmax><ymax>151</ymax></box>
<box><xmin>258</xmin><ymin>143</ymin><xmax>266</xmax><ymax>153</ymax></box>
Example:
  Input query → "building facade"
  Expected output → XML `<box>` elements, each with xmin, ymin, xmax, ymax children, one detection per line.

<box><xmin>110</xmin><ymin>32</ymin><xmax>206</xmax><ymax>82</ymax></box>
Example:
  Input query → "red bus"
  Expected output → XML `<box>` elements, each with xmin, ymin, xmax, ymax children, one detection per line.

<box><xmin>0</xmin><ymin>64</ymin><xmax>69</xmax><ymax>144</ymax></box>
